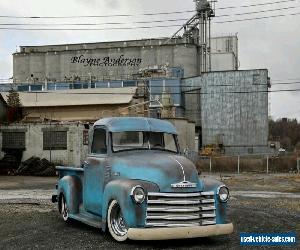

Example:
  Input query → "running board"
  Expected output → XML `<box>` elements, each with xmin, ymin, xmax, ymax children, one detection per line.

<box><xmin>69</xmin><ymin>213</ymin><xmax>103</xmax><ymax>229</ymax></box>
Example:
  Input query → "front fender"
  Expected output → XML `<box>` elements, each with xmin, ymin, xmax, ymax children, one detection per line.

<box><xmin>101</xmin><ymin>179</ymin><xmax>159</xmax><ymax>231</ymax></box>
<box><xmin>57</xmin><ymin>175</ymin><xmax>82</xmax><ymax>214</ymax></box>
<box><xmin>200</xmin><ymin>177</ymin><xmax>229</xmax><ymax>225</ymax></box>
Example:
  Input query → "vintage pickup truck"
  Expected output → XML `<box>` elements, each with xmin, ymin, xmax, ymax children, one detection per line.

<box><xmin>52</xmin><ymin>117</ymin><xmax>233</xmax><ymax>241</ymax></box>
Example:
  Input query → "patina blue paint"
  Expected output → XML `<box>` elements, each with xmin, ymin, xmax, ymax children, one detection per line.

<box><xmin>110</xmin><ymin>151</ymin><xmax>201</xmax><ymax>193</ymax></box>
<box><xmin>54</xmin><ymin>117</ymin><xmax>231</xmax><ymax>236</ymax></box>
<box><xmin>58</xmin><ymin>175</ymin><xmax>83</xmax><ymax>214</ymax></box>
<box><xmin>94</xmin><ymin>117</ymin><xmax>177</xmax><ymax>134</ymax></box>
<box><xmin>202</xmin><ymin>177</ymin><xmax>228</xmax><ymax>224</ymax></box>
<box><xmin>101</xmin><ymin>179</ymin><xmax>157</xmax><ymax>229</ymax></box>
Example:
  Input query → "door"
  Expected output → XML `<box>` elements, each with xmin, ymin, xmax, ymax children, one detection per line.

<box><xmin>83</xmin><ymin>127</ymin><xmax>107</xmax><ymax>216</ymax></box>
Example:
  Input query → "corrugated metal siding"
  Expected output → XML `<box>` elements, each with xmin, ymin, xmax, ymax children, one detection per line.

<box><xmin>183</xmin><ymin>70</ymin><xmax>269</xmax><ymax>155</ymax></box>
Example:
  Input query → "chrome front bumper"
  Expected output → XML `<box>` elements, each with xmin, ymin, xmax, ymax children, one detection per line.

<box><xmin>127</xmin><ymin>223</ymin><xmax>234</xmax><ymax>240</ymax></box>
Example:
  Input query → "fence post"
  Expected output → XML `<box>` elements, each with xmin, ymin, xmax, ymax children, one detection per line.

<box><xmin>209</xmin><ymin>157</ymin><xmax>212</xmax><ymax>172</ymax></box>
<box><xmin>266</xmin><ymin>156</ymin><xmax>269</xmax><ymax>174</ymax></box>
<box><xmin>237</xmin><ymin>155</ymin><xmax>240</xmax><ymax>174</ymax></box>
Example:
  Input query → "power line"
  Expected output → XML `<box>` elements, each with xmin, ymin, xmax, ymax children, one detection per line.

<box><xmin>216</xmin><ymin>0</ymin><xmax>296</xmax><ymax>10</ymax></box>
<box><xmin>0</xmin><ymin>11</ymin><xmax>299</xmax><ymax>31</ymax></box>
<box><xmin>18</xmin><ymin>88</ymin><xmax>300</xmax><ymax>95</ymax></box>
<box><xmin>272</xmin><ymin>81</ymin><xmax>300</xmax><ymax>85</ymax></box>
<box><xmin>0</xmin><ymin>18</ymin><xmax>189</xmax><ymax>26</ymax></box>
<box><xmin>0</xmin><ymin>24</ymin><xmax>182</xmax><ymax>31</ymax></box>
<box><xmin>0</xmin><ymin>5</ymin><xmax>298</xmax><ymax>27</ymax></box>
<box><xmin>214</xmin><ymin>12</ymin><xmax>300</xmax><ymax>24</ymax></box>
<box><xmin>215</xmin><ymin>5</ymin><xmax>299</xmax><ymax>18</ymax></box>
<box><xmin>0</xmin><ymin>0</ymin><xmax>295</xmax><ymax>19</ymax></box>
<box><xmin>273</xmin><ymin>78</ymin><xmax>300</xmax><ymax>82</ymax></box>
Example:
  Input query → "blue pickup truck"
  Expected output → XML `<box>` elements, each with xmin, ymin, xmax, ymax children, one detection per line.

<box><xmin>52</xmin><ymin>117</ymin><xmax>233</xmax><ymax>242</ymax></box>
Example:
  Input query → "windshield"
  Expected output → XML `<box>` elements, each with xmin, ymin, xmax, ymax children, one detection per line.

<box><xmin>112</xmin><ymin>131</ymin><xmax>178</xmax><ymax>153</ymax></box>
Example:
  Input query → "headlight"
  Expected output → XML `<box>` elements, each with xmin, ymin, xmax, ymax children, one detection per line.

<box><xmin>131</xmin><ymin>186</ymin><xmax>145</xmax><ymax>204</ymax></box>
<box><xmin>217</xmin><ymin>185</ymin><xmax>229</xmax><ymax>202</ymax></box>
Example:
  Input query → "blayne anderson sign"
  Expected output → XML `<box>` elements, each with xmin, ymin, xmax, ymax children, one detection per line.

<box><xmin>70</xmin><ymin>54</ymin><xmax>142</xmax><ymax>67</ymax></box>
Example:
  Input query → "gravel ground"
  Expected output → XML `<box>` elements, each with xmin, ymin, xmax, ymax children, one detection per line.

<box><xmin>0</xmin><ymin>175</ymin><xmax>299</xmax><ymax>249</ymax></box>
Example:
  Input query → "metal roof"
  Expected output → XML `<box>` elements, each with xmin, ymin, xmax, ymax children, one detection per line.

<box><xmin>94</xmin><ymin>117</ymin><xmax>178</xmax><ymax>134</ymax></box>
<box><xmin>0</xmin><ymin>87</ymin><xmax>137</xmax><ymax>107</ymax></box>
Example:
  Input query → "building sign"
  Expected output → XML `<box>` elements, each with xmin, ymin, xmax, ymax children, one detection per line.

<box><xmin>70</xmin><ymin>54</ymin><xmax>142</xmax><ymax>67</ymax></box>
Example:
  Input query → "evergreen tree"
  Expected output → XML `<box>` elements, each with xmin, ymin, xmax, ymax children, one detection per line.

<box><xmin>7</xmin><ymin>88</ymin><xmax>21</xmax><ymax>108</ymax></box>
<box><xmin>6</xmin><ymin>87</ymin><xmax>22</xmax><ymax>122</ymax></box>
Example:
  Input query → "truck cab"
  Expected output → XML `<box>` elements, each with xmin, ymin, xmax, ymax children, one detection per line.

<box><xmin>53</xmin><ymin>117</ymin><xmax>233</xmax><ymax>241</ymax></box>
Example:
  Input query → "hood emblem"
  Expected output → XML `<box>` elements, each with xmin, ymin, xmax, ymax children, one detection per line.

<box><xmin>171</xmin><ymin>181</ymin><xmax>197</xmax><ymax>188</ymax></box>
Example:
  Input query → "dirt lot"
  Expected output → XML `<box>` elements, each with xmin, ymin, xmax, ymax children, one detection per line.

<box><xmin>0</xmin><ymin>174</ymin><xmax>299</xmax><ymax>249</ymax></box>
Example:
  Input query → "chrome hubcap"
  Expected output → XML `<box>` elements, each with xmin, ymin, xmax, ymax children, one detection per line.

<box><xmin>110</xmin><ymin>203</ymin><xmax>128</xmax><ymax>236</ymax></box>
<box><xmin>62</xmin><ymin>198</ymin><xmax>68</xmax><ymax>221</ymax></box>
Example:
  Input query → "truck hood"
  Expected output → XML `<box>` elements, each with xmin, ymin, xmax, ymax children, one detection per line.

<box><xmin>110</xmin><ymin>151</ymin><xmax>202</xmax><ymax>192</ymax></box>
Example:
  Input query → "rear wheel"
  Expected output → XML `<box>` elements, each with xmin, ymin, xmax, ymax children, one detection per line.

<box><xmin>107</xmin><ymin>200</ymin><xmax>128</xmax><ymax>242</ymax></box>
<box><xmin>60</xmin><ymin>195</ymin><xmax>69</xmax><ymax>222</ymax></box>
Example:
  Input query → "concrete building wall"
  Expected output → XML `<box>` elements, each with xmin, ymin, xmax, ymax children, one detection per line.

<box><xmin>211</xmin><ymin>53</ymin><xmax>237</xmax><ymax>71</ymax></box>
<box><xmin>210</xmin><ymin>36</ymin><xmax>238</xmax><ymax>55</ymax></box>
<box><xmin>0</xmin><ymin>123</ymin><xmax>88</xmax><ymax>166</ymax></box>
<box><xmin>210</xmin><ymin>36</ymin><xmax>239</xmax><ymax>71</ymax></box>
<box><xmin>164</xmin><ymin>118</ymin><xmax>195</xmax><ymax>152</ymax></box>
<box><xmin>187</xmin><ymin>122</ymin><xmax>196</xmax><ymax>150</ymax></box>
<box><xmin>14</xmin><ymin>40</ymin><xmax>199</xmax><ymax>82</ymax></box>
<box><xmin>13</xmin><ymin>36</ymin><xmax>239</xmax><ymax>82</ymax></box>
<box><xmin>183</xmin><ymin>69</ymin><xmax>269</xmax><ymax>155</ymax></box>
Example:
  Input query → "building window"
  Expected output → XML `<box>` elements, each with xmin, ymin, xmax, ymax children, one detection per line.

<box><xmin>43</xmin><ymin>131</ymin><xmax>67</xmax><ymax>150</ymax></box>
<box><xmin>91</xmin><ymin>129</ymin><xmax>107</xmax><ymax>154</ymax></box>
<box><xmin>2</xmin><ymin>132</ymin><xmax>26</xmax><ymax>150</ymax></box>
<box><xmin>83</xmin><ymin>130</ymin><xmax>89</xmax><ymax>145</ymax></box>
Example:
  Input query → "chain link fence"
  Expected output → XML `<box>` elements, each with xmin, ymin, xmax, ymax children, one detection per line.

<box><xmin>185</xmin><ymin>150</ymin><xmax>300</xmax><ymax>174</ymax></box>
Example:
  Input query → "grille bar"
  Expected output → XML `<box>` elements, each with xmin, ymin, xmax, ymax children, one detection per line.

<box><xmin>201</xmin><ymin>206</ymin><xmax>216</xmax><ymax>211</ymax></box>
<box><xmin>146</xmin><ymin>192</ymin><xmax>216</xmax><ymax>228</ymax></box>
<box><xmin>202</xmin><ymin>220</ymin><xmax>217</xmax><ymax>225</ymax></box>
<box><xmin>148</xmin><ymin>199</ymin><xmax>202</xmax><ymax>205</ymax></box>
<box><xmin>147</xmin><ymin>207</ymin><xmax>201</xmax><ymax>213</ymax></box>
<box><xmin>148</xmin><ymin>192</ymin><xmax>202</xmax><ymax>198</ymax></box>
<box><xmin>147</xmin><ymin>214</ymin><xmax>201</xmax><ymax>220</ymax></box>
<box><xmin>201</xmin><ymin>199</ymin><xmax>215</xmax><ymax>204</ymax></box>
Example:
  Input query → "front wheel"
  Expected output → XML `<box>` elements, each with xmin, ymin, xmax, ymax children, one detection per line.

<box><xmin>60</xmin><ymin>195</ymin><xmax>69</xmax><ymax>222</ymax></box>
<box><xmin>107</xmin><ymin>200</ymin><xmax>128</xmax><ymax>242</ymax></box>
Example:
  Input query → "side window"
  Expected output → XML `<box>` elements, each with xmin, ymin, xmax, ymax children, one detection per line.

<box><xmin>91</xmin><ymin>129</ymin><xmax>107</xmax><ymax>154</ymax></box>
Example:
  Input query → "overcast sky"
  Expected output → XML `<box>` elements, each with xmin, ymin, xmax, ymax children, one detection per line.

<box><xmin>0</xmin><ymin>0</ymin><xmax>299</xmax><ymax>120</ymax></box>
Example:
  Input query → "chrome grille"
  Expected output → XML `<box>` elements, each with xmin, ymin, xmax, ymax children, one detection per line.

<box><xmin>146</xmin><ymin>192</ymin><xmax>216</xmax><ymax>227</ymax></box>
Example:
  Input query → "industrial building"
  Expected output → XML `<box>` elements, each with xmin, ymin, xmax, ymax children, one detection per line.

<box><xmin>12</xmin><ymin>35</ymin><xmax>238</xmax><ymax>83</ymax></box>
<box><xmin>0</xmin><ymin>0</ymin><xmax>270</xmax><ymax>159</ymax></box>
<box><xmin>6</xmin><ymin>34</ymin><xmax>270</xmax><ymax>155</ymax></box>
